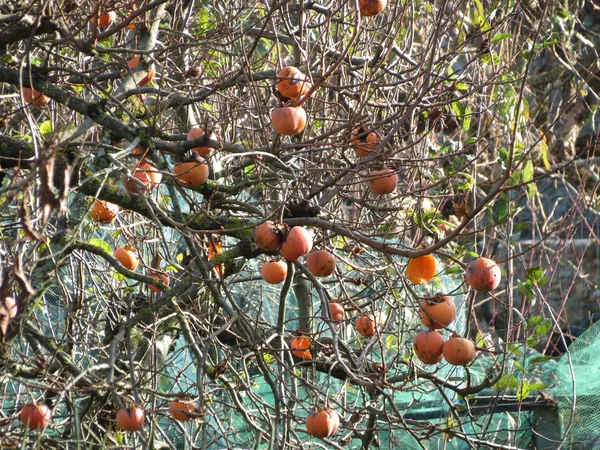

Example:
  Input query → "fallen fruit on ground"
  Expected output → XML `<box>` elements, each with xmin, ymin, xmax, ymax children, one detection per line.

<box><xmin>306</xmin><ymin>250</ymin><xmax>336</xmax><ymax>277</ymax></box>
<box><xmin>114</xmin><ymin>244</ymin><xmax>139</xmax><ymax>271</ymax></box>
<box><xmin>20</xmin><ymin>404</ymin><xmax>51</xmax><ymax>431</ymax></box>
<box><xmin>306</xmin><ymin>408</ymin><xmax>340</xmax><ymax>438</ymax></box>
<box><xmin>169</xmin><ymin>399</ymin><xmax>197</xmax><ymax>422</ymax></box>
<box><xmin>367</xmin><ymin>168</ymin><xmax>398</xmax><ymax>194</ymax></box>
<box><xmin>406</xmin><ymin>254</ymin><xmax>437</xmax><ymax>285</ymax></box>
<box><xmin>356</xmin><ymin>314</ymin><xmax>377</xmax><ymax>337</ymax></box>
<box><xmin>173</xmin><ymin>154</ymin><xmax>209</xmax><ymax>187</ymax></box>
<box><xmin>420</xmin><ymin>294</ymin><xmax>456</xmax><ymax>330</ymax></box>
<box><xmin>116</xmin><ymin>406</ymin><xmax>145</xmax><ymax>431</ymax></box>
<box><xmin>261</xmin><ymin>260</ymin><xmax>288</xmax><ymax>284</ymax></box>
<box><xmin>280</xmin><ymin>226</ymin><xmax>313</xmax><ymax>261</ymax></box>
<box><xmin>465</xmin><ymin>257</ymin><xmax>502</xmax><ymax>292</ymax></box>
<box><xmin>271</xmin><ymin>106</ymin><xmax>307</xmax><ymax>135</ymax></box>
<box><xmin>90</xmin><ymin>200</ymin><xmax>119</xmax><ymax>224</ymax></box>
<box><xmin>413</xmin><ymin>330</ymin><xmax>444</xmax><ymax>364</ymax></box>
<box><xmin>254</xmin><ymin>221</ymin><xmax>283</xmax><ymax>251</ymax></box>
<box><xmin>443</xmin><ymin>336</ymin><xmax>476</xmax><ymax>365</ymax></box>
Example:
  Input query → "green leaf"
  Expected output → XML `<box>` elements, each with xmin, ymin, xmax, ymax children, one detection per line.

<box><xmin>89</xmin><ymin>237</ymin><xmax>112</xmax><ymax>254</ymax></box>
<box><xmin>507</xmin><ymin>343</ymin><xmax>522</xmax><ymax>356</ymax></box>
<box><xmin>528</xmin><ymin>382</ymin><xmax>547</xmax><ymax>390</ymax></box>
<box><xmin>529</xmin><ymin>355</ymin><xmax>553</xmax><ymax>365</ymax></box>
<box><xmin>385</xmin><ymin>334</ymin><xmax>399</xmax><ymax>351</ymax></box>
<box><xmin>525</xmin><ymin>266</ymin><xmax>543</xmax><ymax>282</ymax></box>
<box><xmin>517</xmin><ymin>380</ymin><xmax>530</xmax><ymax>400</ymax></box>
<box><xmin>518</xmin><ymin>282</ymin><xmax>536</xmax><ymax>300</ymax></box>
<box><xmin>514</xmin><ymin>361</ymin><xmax>526</xmax><ymax>372</ymax></box>
<box><xmin>39</xmin><ymin>120</ymin><xmax>53</xmax><ymax>137</ymax></box>
<box><xmin>527</xmin><ymin>315</ymin><xmax>544</xmax><ymax>327</ymax></box>
<box><xmin>491</xmin><ymin>33</ymin><xmax>512</xmax><ymax>43</ymax></box>
<box><xmin>523</xmin><ymin>159</ymin><xmax>533</xmax><ymax>182</ymax></box>
<box><xmin>493</xmin><ymin>374</ymin><xmax>518</xmax><ymax>392</ymax></box>
<box><xmin>444</xmin><ymin>266</ymin><xmax>463</xmax><ymax>275</ymax></box>
<box><xmin>534</xmin><ymin>318</ymin><xmax>553</xmax><ymax>336</ymax></box>
<box><xmin>492</xmin><ymin>194</ymin><xmax>509</xmax><ymax>223</ymax></box>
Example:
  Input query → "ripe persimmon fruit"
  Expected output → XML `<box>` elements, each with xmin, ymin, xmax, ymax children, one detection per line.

<box><xmin>173</xmin><ymin>155</ymin><xmax>209</xmax><ymax>187</ymax></box>
<box><xmin>291</xmin><ymin>335</ymin><xmax>312</xmax><ymax>359</ymax></box>
<box><xmin>271</xmin><ymin>106</ymin><xmax>307</xmax><ymax>135</ymax></box>
<box><xmin>90</xmin><ymin>200</ymin><xmax>119</xmax><ymax>224</ymax></box>
<box><xmin>261</xmin><ymin>260</ymin><xmax>288</xmax><ymax>284</ymax></box>
<box><xmin>465</xmin><ymin>257</ymin><xmax>501</xmax><ymax>292</ymax></box>
<box><xmin>254</xmin><ymin>221</ymin><xmax>283</xmax><ymax>251</ymax></box>
<box><xmin>306</xmin><ymin>408</ymin><xmax>340</xmax><ymax>438</ymax></box>
<box><xmin>443</xmin><ymin>335</ymin><xmax>476</xmax><ymax>366</ymax></box>
<box><xmin>351</xmin><ymin>127</ymin><xmax>381</xmax><ymax>156</ymax></box>
<box><xmin>405</xmin><ymin>254</ymin><xmax>436</xmax><ymax>285</ymax></box>
<box><xmin>306</xmin><ymin>250</ymin><xmax>336</xmax><ymax>277</ymax></box>
<box><xmin>419</xmin><ymin>294</ymin><xmax>456</xmax><ymax>330</ymax></box>
<box><xmin>367</xmin><ymin>169</ymin><xmax>398</xmax><ymax>194</ymax></box>
<box><xmin>356</xmin><ymin>314</ymin><xmax>377</xmax><ymax>337</ymax></box>
<box><xmin>413</xmin><ymin>330</ymin><xmax>444</xmax><ymax>365</ymax></box>
<box><xmin>280</xmin><ymin>226</ymin><xmax>313</xmax><ymax>261</ymax></box>
<box><xmin>116</xmin><ymin>406</ymin><xmax>145</xmax><ymax>431</ymax></box>
<box><xmin>358</xmin><ymin>0</ymin><xmax>387</xmax><ymax>16</ymax></box>
<box><xmin>114</xmin><ymin>244</ymin><xmax>139</xmax><ymax>271</ymax></box>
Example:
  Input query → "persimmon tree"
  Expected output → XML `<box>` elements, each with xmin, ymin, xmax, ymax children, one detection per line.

<box><xmin>1</xmin><ymin>0</ymin><xmax>599</xmax><ymax>449</ymax></box>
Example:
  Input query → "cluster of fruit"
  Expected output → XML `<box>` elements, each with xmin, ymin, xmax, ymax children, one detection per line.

<box><xmin>18</xmin><ymin>399</ymin><xmax>201</xmax><ymax>433</ymax></box>
<box><xmin>409</xmin><ymin>256</ymin><xmax>502</xmax><ymax>366</ymax></box>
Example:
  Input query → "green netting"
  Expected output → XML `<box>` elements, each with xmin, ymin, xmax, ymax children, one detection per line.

<box><xmin>552</xmin><ymin>319</ymin><xmax>600</xmax><ymax>449</ymax></box>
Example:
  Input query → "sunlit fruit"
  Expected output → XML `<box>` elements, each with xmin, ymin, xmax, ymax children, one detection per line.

<box><xmin>271</xmin><ymin>106</ymin><xmax>307</xmax><ymax>135</ymax></box>
<box><xmin>327</xmin><ymin>302</ymin><xmax>344</xmax><ymax>324</ymax></box>
<box><xmin>148</xmin><ymin>271</ymin><xmax>170</xmax><ymax>293</ymax></box>
<box><xmin>91</xmin><ymin>10</ymin><xmax>116</xmax><ymax>27</ymax></box>
<box><xmin>280</xmin><ymin>227</ymin><xmax>313</xmax><ymax>261</ymax></box>
<box><xmin>254</xmin><ymin>221</ymin><xmax>283</xmax><ymax>251</ymax></box>
<box><xmin>138</xmin><ymin>160</ymin><xmax>162</xmax><ymax>188</ymax></box>
<box><xmin>90</xmin><ymin>200</ymin><xmax>119</xmax><ymax>224</ymax></box>
<box><xmin>20</xmin><ymin>403</ymin><xmax>51</xmax><ymax>431</ymax></box>
<box><xmin>173</xmin><ymin>156</ymin><xmax>209</xmax><ymax>187</ymax></box>
<box><xmin>358</xmin><ymin>0</ymin><xmax>387</xmax><ymax>16</ymax></box>
<box><xmin>405</xmin><ymin>254</ymin><xmax>437</xmax><ymax>285</ymax></box>
<box><xmin>413</xmin><ymin>331</ymin><xmax>444</xmax><ymax>364</ymax></box>
<box><xmin>22</xmin><ymin>87</ymin><xmax>50</xmax><ymax>106</ymax></box>
<box><xmin>291</xmin><ymin>335</ymin><xmax>312</xmax><ymax>359</ymax></box>
<box><xmin>306</xmin><ymin>408</ymin><xmax>340</xmax><ymax>438</ymax></box>
<box><xmin>116</xmin><ymin>406</ymin><xmax>145</xmax><ymax>431</ymax></box>
<box><xmin>169</xmin><ymin>399</ymin><xmax>197</xmax><ymax>422</ymax></box>
<box><xmin>123</xmin><ymin>162</ymin><xmax>153</xmax><ymax>194</ymax></box>
<box><xmin>367</xmin><ymin>169</ymin><xmax>397</xmax><ymax>194</ymax></box>
<box><xmin>127</xmin><ymin>55</ymin><xmax>156</xmax><ymax>86</ymax></box>
<box><xmin>261</xmin><ymin>260</ymin><xmax>288</xmax><ymax>284</ymax></box>
<box><xmin>419</xmin><ymin>294</ymin><xmax>456</xmax><ymax>330</ymax></box>
<box><xmin>276</xmin><ymin>66</ymin><xmax>311</xmax><ymax>100</ymax></box>
<box><xmin>443</xmin><ymin>336</ymin><xmax>476</xmax><ymax>366</ymax></box>
<box><xmin>465</xmin><ymin>257</ymin><xmax>501</xmax><ymax>292</ymax></box>
<box><xmin>114</xmin><ymin>244</ymin><xmax>139</xmax><ymax>271</ymax></box>
<box><xmin>356</xmin><ymin>314</ymin><xmax>377</xmax><ymax>337</ymax></box>
<box><xmin>187</xmin><ymin>127</ymin><xmax>215</xmax><ymax>156</ymax></box>
<box><xmin>306</xmin><ymin>250</ymin><xmax>336</xmax><ymax>277</ymax></box>
<box><xmin>351</xmin><ymin>127</ymin><xmax>380</xmax><ymax>156</ymax></box>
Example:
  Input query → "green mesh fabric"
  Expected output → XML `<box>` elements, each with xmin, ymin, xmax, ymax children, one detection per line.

<box><xmin>551</xmin><ymin>320</ymin><xmax>600</xmax><ymax>449</ymax></box>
